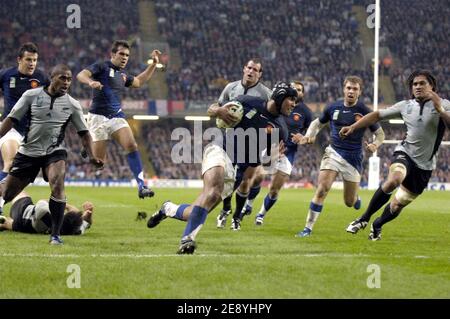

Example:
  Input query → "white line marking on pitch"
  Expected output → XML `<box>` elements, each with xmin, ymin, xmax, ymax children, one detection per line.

<box><xmin>0</xmin><ymin>253</ymin><xmax>439</xmax><ymax>259</ymax></box>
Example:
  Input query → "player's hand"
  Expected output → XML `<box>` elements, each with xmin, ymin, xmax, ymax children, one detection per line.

<box><xmin>365</xmin><ymin>142</ymin><xmax>378</xmax><ymax>153</ymax></box>
<box><xmin>425</xmin><ymin>90</ymin><xmax>445</xmax><ymax>113</ymax></box>
<box><xmin>90</xmin><ymin>157</ymin><xmax>104</xmax><ymax>170</ymax></box>
<box><xmin>339</xmin><ymin>126</ymin><xmax>354</xmax><ymax>139</ymax></box>
<box><xmin>149</xmin><ymin>50</ymin><xmax>162</xmax><ymax>64</ymax></box>
<box><xmin>217</xmin><ymin>104</ymin><xmax>240</xmax><ymax>126</ymax></box>
<box><xmin>291</xmin><ymin>133</ymin><xmax>304</xmax><ymax>145</ymax></box>
<box><xmin>82</xmin><ymin>201</ymin><xmax>94</xmax><ymax>212</ymax></box>
<box><xmin>278</xmin><ymin>140</ymin><xmax>286</xmax><ymax>157</ymax></box>
<box><xmin>89</xmin><ymin>81</ymin><xmax>103</xmax><ymax>90</ymax></box>
<box><xmin>299</xmin><ymin>135</ymin><xmax>315</xmax><ymax>144</ymax></box>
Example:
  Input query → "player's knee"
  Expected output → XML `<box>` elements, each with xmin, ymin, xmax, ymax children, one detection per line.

<box><xmin>393</xmin><ymin>187</ymin><xmax>417</xmax><ymax>207</ymax></box>
<box><xmin>384</xmin><ymin>178</ymin><xmax>402</xmax><ymax>192</ymax></box>
<box><xmin>316</xmin><ymin>185</ymin><xmax>330</xmax><ymax>199</ymax></box>
<box><xmin>206</xmin><ymin>188</ymin><xmax>222</xmax><ymax>205</ymax></box>
<box><xmin>127</xmin><ymin>142</ymin><xmax>138</xmax><ymax>152</ymax></box>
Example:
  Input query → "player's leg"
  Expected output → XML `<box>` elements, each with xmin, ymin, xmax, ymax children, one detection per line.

<box><xmin>45</xmin><ymin>158</ymin><xmax>67</xmax><ymax>245</ymax></box>
<box><xmin>217</xmin><ymin>164</ymin><xmax>244</xmax><ymax>228</ymax></box>
<box><xmin>369</xmin><ymin>187</ymin><xmax>414</xmax><ymax>241</ymax></box>
<box><xmin>347</xmin><ymin>153</ymin><xmax>408</xmax><ymax>234</ymax></box>
<box><xmin>0</xmin><ymin>136</ymin><xmax>20</xmax><ymax>181</ymax></box>
<box><xmin>296</xmin><ymin>169</ymin><xmax>338</xmax><ymax>237</ymax></box>
<box><xmin>241</xmin><ymin>166</ymin><xmax>265</xmax><ymax>216</ymax></box>
<box><xmin>148</xmin><ymin>144</ymin><xmax>234</xmax><ymax>253</ymax></box>
<box><xmin>231</xmin><ymin>165</ymin><xmax>258</xmax><ymax>230</ymax></box>
<box><xmin>0</xmin><ymin>152</ymin><xmax>37</xmax><ymax>214</ymax></box>
<box><xmin>112</xmin><ymin>124</ymin><xmax>154</xmax><ymax>198</ymax></box>
<box><xmin>369</xmin><ymin>162</ymin><xmax>430</xmax><ymax>241</ymax></box>
<box><xmin>255</xmin><ymin>169</ymin><xmax>289</xmax><ymax>225</ymax></box>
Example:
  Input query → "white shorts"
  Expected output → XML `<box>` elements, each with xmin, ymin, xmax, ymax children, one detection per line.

<box><xmin>0</xmin><ymin>128</ymin><xmax>23</xmax><ymax>149</ymax></box>
<box><xmin>201</xmin><ymin>145</ymin><xmax>236</xmax><ymax>199</ymax></box>
<box><xmin>320</xmin><ymin>146</ymin><xmax>361</xmax><ymax>183</ymax></box>
<box><xmin>263</xmin><ymin>156</ymin><xmax>293</xmax><ymax>176</ymax></box>
<box><xmin>87</xmin><ymin>113</ymin><xmax>130</xmax><ymax>142</ymax></box>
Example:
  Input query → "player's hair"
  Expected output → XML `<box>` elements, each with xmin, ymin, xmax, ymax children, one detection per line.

<box><xmin>343</xmin><ymin>76</ymin><xmax>364</xmax><ymax>91</ymax></box>
<box><xmin>18</xmin><ymin>42</ymin><xmax>38</xmax><ymax>58</ymax></box>
<box><xmin>245</xmin><ymin>58</ymin><xmax>263</xmax><ymax>73</ymax></box>
<box><xmin>111</xmin><ymin>40</ymin><xmax>131</xmax><ymax>53</ymax></box>
<box><xmin>407</xmin><ymin>69</ymin><xmax>438</xmax><ymax>96</ymax></box>
<box><xmin>61</xmin><ymin>211</ymin><xmax>83</xmax><ymax>235</ymax></box>
<box><xmin>50</xmin><ymin>64</ymin><xmax>71</xmax><ymax>78</ymax></box>
<box><xmin>291</xmin><ymin>80</ymin><xmax>304</xmax><ymax>91</ymax></box>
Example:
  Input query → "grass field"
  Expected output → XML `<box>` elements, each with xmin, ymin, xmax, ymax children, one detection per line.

<box><xmin>0</xmin><ymin>186</ymin><xmax>449</xmax><ymax>299</ymax></box>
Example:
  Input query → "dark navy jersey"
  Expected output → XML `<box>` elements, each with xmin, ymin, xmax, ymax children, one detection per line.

<box><xmin>0</xmin><ymin>67</ymin><xmax>49</xmax><ymax>134</ymax></box>
<box><xmin>223</xmin><ymin>95</ymin><xmax>288</xmax><ymax>166</ymax></box>
<box><xmin>284</xmin><ymin>101</ymin><xmax>313</xmax><ymax>148</ymax></box>
<box><xmin>86</xmin><ymin>61</ymin><xmax>134</xmax><ymax>118</ymax></box>
<box><xmin>319</xmin><ymin>100</ymin><xmax>380</xmax><ymax>171</ymax></box>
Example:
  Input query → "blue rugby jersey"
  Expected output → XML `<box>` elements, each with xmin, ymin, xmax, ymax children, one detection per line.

<box><xmin>319</xmin><ymin>100</ymin><xmax>380</xmax><ymax>172</ymax></box>
<box><xmin>223</xmin><ymin>95</ymin><xmax>289</xmax><ymax>166</ymax></box>
<box><xmin>86</xmin><ymin>61</ymin><xmax>134</xmax><ymax>118</ymax></box>
<box><xmin>0</xmin><ymin>67</ymin><xmax>49</xmax><ymax>134</ymax></box>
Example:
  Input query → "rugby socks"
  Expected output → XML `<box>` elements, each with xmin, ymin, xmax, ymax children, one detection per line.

<box><xmin>222</xmin><ymin>195</ymin><xmax>232</xmax><ymax>212</ymax></box>
<box><xmin>181</xmin><ymin>206</ymin><xmax>208</xmax><ymax>241</ymax></box>
<box><xmin>305</xmin><ymin>202</ymin><xmax>323</xmax><ymax>230</ymax></box>
<box><xmin>126</xmin><ymin>151</ymin><xmax>145</xmax><ymax>190</ymax></box>
<box><xmin>49</xmin><ymin>196</ymin><xmax>67</xmax><ymax>237</ymax></box>
<box><xmin>373</xmin><ymin>204</ymin><xmax>400</xmax><ymax>229</ymax></box>
<box><xmin>234</xmin><ymin>190</ymin><xmax>249</xmax><ymax>220</ymax></box>
<box><xmin>172</xmin><ymin>203</ymin><xmax>189</xmax><ymax>221</ymax></box>
<box><xmin>258</xmin><ymin>194</ymin><xmax>278</xmax><ymax>216</ymax></box>
<box><xmin>0</xmin><ymin>171</ymin><xmax>8</xmax><ymax>182</ymax></box>
<box><xmin>246</xmin><ymin>186</ymin><xmax>261</xmax><ymax>207</ymax></box>
<box><xmin>360</xmin><ymin>186</ymin><xmax>392</xmax><ymax>222</ymax></box>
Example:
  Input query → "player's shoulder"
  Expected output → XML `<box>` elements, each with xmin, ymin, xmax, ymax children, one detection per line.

<box><xmin>24</xmin><ymin>86</ymin><xmax>44</xmax><ymax>97</ymax></box>
<box><xmin>66</xmin><ymin>94</ymin><xmax>83</xmax><ymax>109</ymax></box>
<box><xmin>236</xmin><ymin>94</ymin><xmax>265</xmax><ymax>107</ymax></box>
<box><xmin>0</xmin><ymin>66</ymin><xmax>17</xmax><ymax>78</ymax></box>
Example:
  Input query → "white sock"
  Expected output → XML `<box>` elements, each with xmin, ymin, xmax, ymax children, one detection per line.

<box><xmin>164</xmin><ymin>202</ymin><xmax>180</xmax><ymax>217</ymax></box>
<box><xmin>305</xmin><ymin>210</ymin><xmax>320</xmax><ymax>230</ymax></box>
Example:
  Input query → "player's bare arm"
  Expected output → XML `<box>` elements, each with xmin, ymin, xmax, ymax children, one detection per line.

<box><xmin>76</xmin><ymin>69</ymin><xmax>103</xmax><ymax>90</ymax></box>
<box><xmin>299</xmin><ymin>118</ymin><xmax>324</xmax><ymax>144</ymax></box>
<box><xmin>339</xmin><ymin>111</ymin><xmax>381</xmax><ymax>138</ymax></box>
<box><xmin>79</xmin><ymin>131</ymin><xmax>104</xmax><ymax>169</ymax></box>
<box><xmin>0</xmin><ymin>117</ymin><xmax>14</xmax><ymax>138</ymax></box>
<box><xmin>427</xmin><ymin>90</ymin><xmax>450</xmax><ymax>127</ymax></box>
<box><xmin>131</xmin><ymin>49</ymin><xmax>162</xmax><ymax>88</ymax></box>
<box><xmin>364</xmin><ymin>127</ymin><xmax>385</xmax><ymax>153</ymax></box>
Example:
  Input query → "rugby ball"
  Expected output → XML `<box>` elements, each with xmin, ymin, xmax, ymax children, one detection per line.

<box><xmin>216</xmin><ymin>101</ymin><xmax>244</xmax><ymax>128</ymax></box>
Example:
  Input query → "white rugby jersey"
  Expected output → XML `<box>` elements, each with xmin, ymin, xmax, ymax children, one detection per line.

<box><xmin>8</xmin><ymin>87</ymin><xmax>88</xmax><ymax>157</ymax></box>
<box><xmin>379</xmin><ymin>98</ymin><xmax>450</xmax><ymax>170</ymax></box>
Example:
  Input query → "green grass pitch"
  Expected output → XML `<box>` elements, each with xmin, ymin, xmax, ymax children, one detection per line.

<box><xmin>1</xmin><ymin>186</ymin><xmax>449</xmax><ymax>298</ymax></box>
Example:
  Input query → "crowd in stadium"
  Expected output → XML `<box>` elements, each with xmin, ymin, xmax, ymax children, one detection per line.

<box><xmin>0</xmin><ymin>0</ymin><xmax>148</xmax><ymax>100</ymax></box>
<box><xmin>154</xmin><ymin>0</ymin><xmax>374</xmax><ymax>104</ymax></box>
<box><xmin>380</xmin><ymin>0</ymin><xmax>449</xmax><ymax>100</ymax></box>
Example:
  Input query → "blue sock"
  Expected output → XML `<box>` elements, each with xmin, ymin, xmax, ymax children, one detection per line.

<box><xmin>0</xmin><ymin>171</ymin><xmax>7</xmax><ymax>181</ymax></box>
<box><xmin>263</xmin><ymin>194</ymin><xmax>278</xmax><ymax>212</ymax></box>
<box><xmin>310</xmin><ymin>202</ymin><xmax>323</xmax><ymax>213</ymax></box>
<box><xmin>182</xmin><ymin>206</ymin><xmax>208</xmax><ymax>239</ymax></box>
<box><xmin>248</xmin><ymin>186</ymin><xmax>261</xmax><ymax>200</ymax></box>
<box><xmin>126</xmin><ymin>151</ymin><xmax>145</xmax><ymax>189</ymax></box>
<box><xmin>175</xmin><ymin>204</ymin><xmax>189</xmax><ymax>221</ymax></box>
